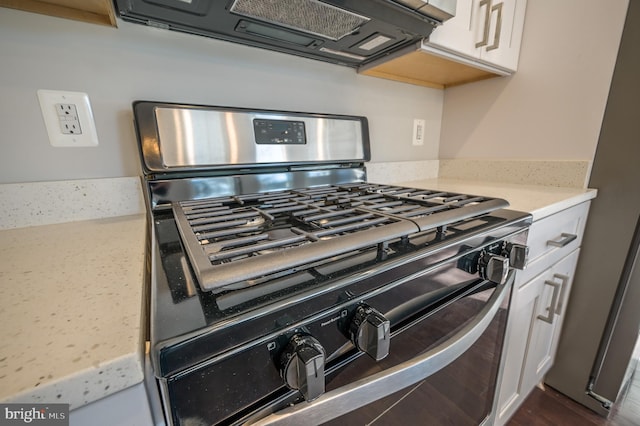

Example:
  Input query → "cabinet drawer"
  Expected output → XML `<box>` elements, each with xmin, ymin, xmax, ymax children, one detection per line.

<box><xmin>518</xmin><ymin>202</ymin><xmax>590</xmax><ymax>284</ymax></box>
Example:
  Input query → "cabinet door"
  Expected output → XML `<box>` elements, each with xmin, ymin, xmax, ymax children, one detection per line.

<box><xmin>427</xmin><ymin>0</ymin><xmax>526</xmax><ymax>72</ymax></box>
<box><xmin>427</xmin><ymin>0</ymin><xmax>478</xmax><ymax>58</ymax></box>
<box><xmin>521</xmin><ymin>250</ymin><xmax>580</xmax><ymax>393</ymax></box>
<box><xmin>494</xmin><ymin>271</ymin><xmax>545</xmax><ymax>425</ymax></box>
<box><xmin>478</xmin><ymin>0</ymin><xmax>527</xmax><ymax>71</ymax></box>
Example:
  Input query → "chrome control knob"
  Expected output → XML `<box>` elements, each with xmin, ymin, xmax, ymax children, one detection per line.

<box><xmin>349</xmin><ymin>304</ymin><xmax>390</xmax><ymax>361</ymax></box>
<box><xmin>505</xmin><ymin>243</ymin><xmax>529</xmax><ymax>270</ymax></box>
<box><xmin>479</xmin><ymin>254</ymin><xmax>509</xmax><ymax>284</ymax></box>
<box><xmin>279</xmin><ymin>334</ymin><xmax>326</xmax><ymax>401</ymax></box>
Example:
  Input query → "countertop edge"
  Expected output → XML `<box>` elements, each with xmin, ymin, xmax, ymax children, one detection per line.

<box><xmin>526</xmin><ymin>190</ymin><xmax>597</xmax><ymax>221</ymax></box>
<box><xmin>1</xmin><ymin>351</ymin><xmax>144</xmax><ymax>410</ymax></box>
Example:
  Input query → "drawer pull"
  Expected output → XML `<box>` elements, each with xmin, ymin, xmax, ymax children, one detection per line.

<box><xmin>553</xmin><ymin>274</ymin><xmax>570</xmax><ymax>315</ymax></box>
<box><xmin>547</xmin><ymin>233</ymin><xmax>578</xmax><ymax>248</ymax></box>
<box><xmin>538</xmin><ymin>279</ymin><xmax>561</xmax><ymax>324</ymax></box>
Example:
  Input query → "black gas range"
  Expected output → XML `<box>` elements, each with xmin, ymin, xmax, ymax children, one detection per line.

<box><xmin>135</xmin><ymin>102</ymin><xmax>531</xmax><ymax>426</ymax></box>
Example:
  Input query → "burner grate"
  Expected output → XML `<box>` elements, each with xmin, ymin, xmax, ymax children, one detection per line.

<box><xmin>172</xmin><ymin>183</ymin><xmax>509</xmax><ymax>292</ymax></box>
<box><xmin>178</xmin><ymin>193</ymin><xmax>403</xmax><ymax>265</ymax></box>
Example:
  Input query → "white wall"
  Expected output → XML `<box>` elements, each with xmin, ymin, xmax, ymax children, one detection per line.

<box><xmin>439</xmin><ymin>0</ymin><xmax>629</xmax><ymax>161</ymax></box>
<box><xmin>0</xmin><ymin>8</ymin><xmax>443</xmax><ymax>184</ymax></box>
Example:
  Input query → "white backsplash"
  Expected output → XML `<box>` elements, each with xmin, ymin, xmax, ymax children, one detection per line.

<box><xmin>0</xmin><ymin>177</ymin><xmax>145</xmax><ymax>230</ymax></box>
<box><xmin>367</xmin><ymin>160</ymin><xmax>440</xmax><ymax>184</ymax></box>
<box><xmin>439</xmin><ymin>159</ymin><xmax>591</xmax><ymax>188</ymax></box>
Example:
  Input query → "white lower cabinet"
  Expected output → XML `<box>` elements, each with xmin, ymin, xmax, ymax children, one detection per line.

<box><xmin>520</xmin><ymin>251</ymin><xmax>579</xmax><ymax>395</ymax></box>
<box><xmin>495</xmin><ymin>202</ymin><xmax>590</xmax><ymax>425</ymax></box>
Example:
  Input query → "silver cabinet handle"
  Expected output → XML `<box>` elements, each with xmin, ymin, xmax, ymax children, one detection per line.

<box><xmin>486</xmin><ymin>2</ymin><xmax>503</xmax><ymax>51</ymax></box>
<box><xmin>475</xmin><ymin>0</ymin><xmax>492</xmax><ymax>48</ymax></box>
<box><xmin>553</xmin><ymin>274</ymin><xmax>570</xmax><ymax>315</ymax></box>
<box><xmin>547</xmin><ymin>233</ymin><xmax>578</xmax><ymax>248</ymax></box>
<box><xmin>245</xmin><ymin>271</ymin><xmax>515</xmax><ymax>426</ymax></box>
<box><xmin>537</xmin><ymin>278</ymin><xmax>561</xmax><ymax>324</ymax></box>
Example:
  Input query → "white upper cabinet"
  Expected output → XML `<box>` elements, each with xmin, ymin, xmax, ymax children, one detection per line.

<box><xmin>426</xmin><ymin>0</ymin><xmax>527</xmax><ymax>72</ymax></box>
<box><xmin>426</xmin><ymin>0</ymin><xmax>478</xmax><ymax>58</ymax></box>
<box><xmin>358</xmin><ymin>0</ymin><xmax>527</xmax><ymax>88</ymax></box>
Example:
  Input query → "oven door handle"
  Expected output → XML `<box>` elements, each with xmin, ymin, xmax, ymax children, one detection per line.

<box><xmin>245</xmin><ymin>270</ymin><xmax>515</xmax><ymax>426</ymax></box>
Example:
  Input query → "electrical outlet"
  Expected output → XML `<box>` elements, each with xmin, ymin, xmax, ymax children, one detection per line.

<box><xmin>56</xmin><ymin>104</ymin><xmax>83</xmax><ymax>135</ymax></box>
<box><xmin>37</xmin><ymin>90</ymin><xmax>99</xmax><ymax>147</ymax></box>
<box><xmin>412</xmin><ymin>119</ymin><xmax>426</xmax><ymax>146</ymax></box>
<box><xmin>56</xmin><ymin>103</ymin><xmax>78</xmax><ymax>118</ymax></box>
<box><xmin>60</xmin><ymin>119</ymin><xmax>82</xmax><ymax>135</ymax></box>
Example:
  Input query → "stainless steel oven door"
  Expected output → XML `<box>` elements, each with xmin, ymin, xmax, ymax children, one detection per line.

<box><xmin>245</xmin><ymin>270</ymin><xmax>514</xmax><ymax>426</ymax></box>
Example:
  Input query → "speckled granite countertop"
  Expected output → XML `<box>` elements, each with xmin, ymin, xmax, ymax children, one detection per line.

<box><xmin>0</xmin><ymin>214</ymin><xmax>146</xmax><ymax>409</ymax></box>
<box><xmin>0</xmin><ymin>178</ymin><xmax>147</xmax><ymax>410</ymax></box>
<box><xmin>397</xmin><ymin>178</ymin><xmax>597</xmax><ymax>221</ymax></box>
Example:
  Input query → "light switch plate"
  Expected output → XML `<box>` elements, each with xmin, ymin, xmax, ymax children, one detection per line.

<box><xmin>37</xmin><ymin>90</ymin><xmax>99</xmax><ymax>147</ymax></box>
<box><xmin>412</xmin><ymin>118</ymin><xmax>426</xmax><ymax>146</ymax></box>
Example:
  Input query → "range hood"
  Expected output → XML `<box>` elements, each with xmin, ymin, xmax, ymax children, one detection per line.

<box><xmin>114</xmin><ymin>0</ymin><xmax>456</xmax><ymax>67</ymax></box>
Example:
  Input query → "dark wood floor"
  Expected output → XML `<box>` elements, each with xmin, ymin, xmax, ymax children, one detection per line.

<box><xmin>508</xmin><ymin>366</ymin><xmax>640</xmax><ymax>426</ymax></box>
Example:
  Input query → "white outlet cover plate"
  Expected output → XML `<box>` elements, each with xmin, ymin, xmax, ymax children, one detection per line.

<box><xmin>412</xmin><ymin>118</ymin><xmax>426</xmax><ymax>146</ymax></box>
<box><xmin>37</xmin><ymin>89</ymin><xmax>99</xmax><ymax>147</ymax></box>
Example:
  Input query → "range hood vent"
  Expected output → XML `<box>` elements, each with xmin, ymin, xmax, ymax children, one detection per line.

<box><xmin>230</xmin><ymin>0</ymin><xmax>371</xmax><ymax>41</ymax></box>
<box><xmin>115</xmin><ymin>0</ymin><xmax>456</xmax><ymax>67</ymax></box>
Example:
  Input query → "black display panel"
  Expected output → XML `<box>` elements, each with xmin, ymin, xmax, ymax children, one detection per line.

<box><xmin>254</xmin><ymin>119</ymin><xmax>306</xmax><ymax>145</ymax></box>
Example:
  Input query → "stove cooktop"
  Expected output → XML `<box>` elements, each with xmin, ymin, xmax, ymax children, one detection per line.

<box><xmin>171</xmin><ymin>183</ymin><xmax>509</xmax><ymax>293</ymax></box>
